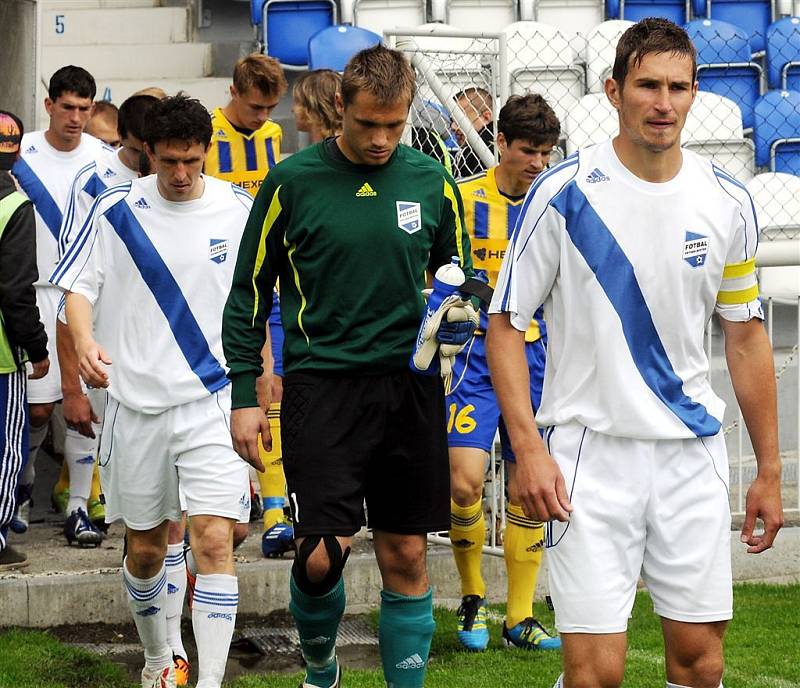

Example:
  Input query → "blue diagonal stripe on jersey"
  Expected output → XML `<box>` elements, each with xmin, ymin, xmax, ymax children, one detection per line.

<box><xmin>550</xmin><ymin>181</ymin><xmax>720</xmax><ymax>437</ymax></box>
<box><xmin>104</xmin><ymin>201</ymin><xmax>229</xmax><ymax>394</ymax></box>
<box><xmin>83</xmin><ymin>173</ymin><xmax>107</xmax><ymax>200</ymax></box>
<box><xmin>12</xmin><ymin>158</ymin><xmax>63</xmax><ymax>240</ymax></box>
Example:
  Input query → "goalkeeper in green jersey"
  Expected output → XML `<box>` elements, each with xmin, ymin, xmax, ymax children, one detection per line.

<box><xmin>223</xmin><ymin>45</ymin><xmax>474</xmax><ymax>688</ymax></box>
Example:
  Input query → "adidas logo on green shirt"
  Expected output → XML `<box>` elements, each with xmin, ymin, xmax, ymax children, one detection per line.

<box><xmin>356</xmin><ymin>182</ymin><xmax>377</xmax><ymax>197</ymax></box>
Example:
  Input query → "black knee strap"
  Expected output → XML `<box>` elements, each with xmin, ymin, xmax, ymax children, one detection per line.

<box><xmin>292</xmin><ymin>535</ymin><xmax>351</xmax><ymax>597</ymax></box>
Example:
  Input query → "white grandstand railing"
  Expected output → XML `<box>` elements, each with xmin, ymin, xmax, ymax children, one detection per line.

<box><xmin>429</xmin><ymin>243</ymin><xmax>800</xmax><ymax>557</ymax></box>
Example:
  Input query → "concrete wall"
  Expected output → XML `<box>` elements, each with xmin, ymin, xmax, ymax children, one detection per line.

<box><xmin>0</xmin><ymin>0</ymin><xmax>39</xmax><ymax>130</ymax></box>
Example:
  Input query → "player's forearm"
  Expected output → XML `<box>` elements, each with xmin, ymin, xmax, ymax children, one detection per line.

<box><xmin>723</xmin><ymin>319</ymin><xmax>781</xmax><ymax>479</ymax></box>
<box><xmin>56</xmin><ymin>319</ymin><xmax>83</xmax><ymax>395</ymax></box>
<box><xmin>64</xmin><ymin>292</ymin><xmax>95</xmax><ymax>349</ymax></box>
<box><xmin>486</xmin><ymin>313</ymin><xmax>545</xmax><ymax>456</ymax></box>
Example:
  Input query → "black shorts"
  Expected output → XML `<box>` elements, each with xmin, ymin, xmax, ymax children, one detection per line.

<box><xmin>280</xmin><ymin>370</ymin><xmax>450</xmax><ymax>537</ymax></box>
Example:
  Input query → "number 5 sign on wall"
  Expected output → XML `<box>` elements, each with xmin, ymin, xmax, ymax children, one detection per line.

<box><xmin>55</xmin><ymin>14</ymin><xmax>65</xmax><ymax>34</ymax></box>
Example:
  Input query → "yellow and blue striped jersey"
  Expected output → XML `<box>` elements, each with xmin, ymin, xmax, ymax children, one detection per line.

<box><xmin>459</xmin><ymin>166</ymin><xmax>543</xmax><ymax>342</ymax></box>
<box><xmin>205</xmin><ymin>108</ymin><xmax>282</xmax><ymax>196</ymax></box>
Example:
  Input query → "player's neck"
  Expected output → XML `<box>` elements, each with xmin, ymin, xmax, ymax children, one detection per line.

<box><xmin>494</xmin><ymin>164</ymin><xmax>528</xmax><ymax>197</ymax></box>
<box><xmin>117</xmin><ymin>147</ymin><xmax>139</xmax><ymax>173</ymax></box>
<box><xmin>221</xmin><ymin>103</ymin><xmax>244</xmax><ymax>130</ymax></box>
<box><xmin>611</xmin><ymin>136</ymin><xmax>682</xmax><ymax>183</ymax></box>
<box><xmin>44</xmin><ymin>128</ymin><xmax>81</xmax><ymax>153</ymax></box>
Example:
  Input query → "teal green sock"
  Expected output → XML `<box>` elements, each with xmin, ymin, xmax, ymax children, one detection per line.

<box><xmin>289</xmin><ymin>576</ymin><xmax>345</xmax><ymax>687</ymax></box>
<box><xmin>379</xmin><ymin>588</ymin><xmax>435</xmax><ymax>688</ymax></box>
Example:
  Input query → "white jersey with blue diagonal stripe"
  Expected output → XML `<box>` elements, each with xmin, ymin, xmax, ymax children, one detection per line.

<box><xmin>11</xmin><ymin>131</ymin><xmax>105</xmax><ymax>287</ymax></box>
<box><xmin>490</xmin><ymin>139</ymin><xmax>762</xmax><ymax>440</ymax></box>
<box><xmin>60</xmin><ymin>146</ymin><xmax>139</xmax><ymax>257</ymax></box>
<box><xmin>50</xmin><ymin>174</ymin><xmax>253</xmax><ymax>413</ymax></box>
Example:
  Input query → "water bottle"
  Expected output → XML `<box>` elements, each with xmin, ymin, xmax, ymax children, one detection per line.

<box><xmin>410</xmin><ymin>256</ymin><xmax>465</xmax><ymax>374</ymax></box>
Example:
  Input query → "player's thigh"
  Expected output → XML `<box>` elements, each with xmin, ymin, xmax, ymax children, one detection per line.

<box><xmin>662</xmin><ymin>617</ymin><xmax>727</xmax><ymax>686</ymax></box>
<box><xmin>445</xmin><ymin>336</ymin><xmax>499</xmax><ymax>454</ymax></box>
<box><xmin>561</xmin><ymin>632</ymin><xmax>627</xmax><ymax>688</ymax></box>
<box><xmin>643</xmin><ymin>432</ymin><xmax>732</xmax><ymax>624</ymax></box>
<box><xmin>27</xmin><ymin>288</ymin><xmax>62</xmax><ymax>404</ymax></box>
<box><xmin>280</xmin><ymin>373</ymin><xmax>381</xmax><ymax>538</ymax></box>
<box><xmin>98</xmin><ymin>396</ymin><xmax>181</xmax><ymax>530</ymax></box>
<box><xmin>545</xmin><ymin>424</ymin><xmax>649</xmax><ymax>634</ymax></box>
<box><xmin>174</xmin><ymin>388</ymin><xmax>249</xmax><ymax>523</ymax></box>
<box><xmin>368</xmin><ymin>372</ymin><xmax>450</xmax><ymax>535</ymax></box>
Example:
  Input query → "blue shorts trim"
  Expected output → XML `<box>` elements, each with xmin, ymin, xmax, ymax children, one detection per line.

<box><xmin>445</xmin><ymin>335</ymin><xmax>545</xmax><ymax>461</ymax></box>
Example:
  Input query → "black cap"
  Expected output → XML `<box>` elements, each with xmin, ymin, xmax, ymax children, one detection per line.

<box><xmin>0</xmin><ymin>111</ymin><xmax>23</xmax><ymax>171</ymax></box>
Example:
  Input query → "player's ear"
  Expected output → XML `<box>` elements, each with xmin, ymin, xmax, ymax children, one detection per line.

<box><xmin>44</xmin><ymin>97</ymin><xmax>54</xmax><ymax>115</ymax></box>
<box><xmin>605</xmin><ymin>77</ymin><xmax>621</xmax><ymax>111</ymax></box>
<box><xmin>334</xmin><ymin>92</ymin><xmax>344</xmax><ymax>117</ymax></box>
<box><xmin>496</xmin><ymin>131</ymin><xmax>507</xmax><ymax>156</ymax></box>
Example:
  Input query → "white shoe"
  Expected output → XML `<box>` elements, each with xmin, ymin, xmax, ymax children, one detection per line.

<box><xmin>141</xmin><ymin>665</ymin><xmax>176</xmax><ymax>688</ymax></box>
<box><xmin>301</xmin><ymin>663</ymin><xmax>341</xmax><ymax>688</ymax></box>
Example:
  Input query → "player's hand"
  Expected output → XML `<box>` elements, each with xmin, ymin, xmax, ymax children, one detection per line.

<box><xmin>75</xmin><ymin>338</ymin><xmax>112</xmax><ymax>388</ymax></box>
<box><xmin>230</xmin><ymin>406</ymin><xmax>268</xmax><ymax>473</ymax></box>
<box><xmin>63</xmin><ymin>391</ymin><xmax>100</xmax><ymax>438</ymax></box>
<box><xmin>741</xmin><ymin>472</ymin><xmax>784</xmax><ymax>553</ymax></box>
<box><xmin>28</xmin><ymin>357</ymin><xmax>50</xmax><ymax>380</ymax></box>
<box><xmin>515</xmin><ymin>447</ymin><xmax>573</xmax><ymax>522</ymax></box>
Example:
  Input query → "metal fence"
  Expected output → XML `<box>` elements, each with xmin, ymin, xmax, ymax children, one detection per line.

<box><xmin>387</xmin><ymin>26</ymin><xmax>800</xmax><ymax>553</ymax></box>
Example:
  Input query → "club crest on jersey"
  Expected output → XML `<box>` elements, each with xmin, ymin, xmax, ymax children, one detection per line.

<box><xmin>683</xmin><ymin>231</ymin><xmax>709</xmax><ymax>267</ymax></box>
<box><xmin>209</xmin><ymin>238</ymin><xmax>229</xmax><ymax>264</ymax></box>
<box><xmin>396</xmin><ymin>201</ymin><xmax>421</xmax><ymax>234</ymax></box>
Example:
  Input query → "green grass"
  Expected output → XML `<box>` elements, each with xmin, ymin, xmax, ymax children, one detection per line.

<box><xmin>1</xmin><ymin>585</ymin><xmax>797</xmax><ymax>688</ymax></box>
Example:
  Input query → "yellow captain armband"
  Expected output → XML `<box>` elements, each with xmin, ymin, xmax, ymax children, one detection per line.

<box><xmin>717</xmin><ymin>257</ymin><xmax>759</xmax><ymax>305</ymax></box>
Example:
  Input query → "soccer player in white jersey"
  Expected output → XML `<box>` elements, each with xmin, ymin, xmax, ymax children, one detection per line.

<box><xmin>10</xmin><ymin>65</ymin><xmax>105</xmax><ymax>543</ymax></box>
<box><xmin>487</xmin><ymin>19</ymin><xmax>784</xmax><ymax>688</ymax></box>
<box><xmin>54</xmin><ymin>93</ymin><xmax>159</xmax><ymax>538</ymax></box>
<box><xmin>51</xmin><ymin>95</ymin><xmax>255</xmax><ymax>688</ymax></box>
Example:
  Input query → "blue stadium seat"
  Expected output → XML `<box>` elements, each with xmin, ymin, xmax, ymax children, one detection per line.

<box><xmin>262</xmin><ymin>0</ymin><xmax>336</xmax><ymax>69</ymax></box>
<box><xmin>686</xmin><ymin>19</ymin><xmax>763</xmax><ymax>128</ymax></box>
<box><xmin>766</xmin><ymin>17</ymin><xmax>800</xmax><ymax>90</ymax></box>
<box><xmin>308</xmin><ymin>25</ymin><xmax>381</xmax><ymax>71</ymax></box>
<box><xmin>692</xmin><ymin>0</ymin><xmax>773</xmax><ymax>53</ymax></box>
<box><xmin>754</xmin><ymin>89</ymin><xmax>800</xmax><ymax>173</ymax></box>
<box><xmin>606</xmin><ymin>0</ymin><xmax>688</xmax><ymax>24</ymax></box>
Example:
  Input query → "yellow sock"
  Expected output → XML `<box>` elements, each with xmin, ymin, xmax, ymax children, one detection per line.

<box><xmin>89</xmin><ymin>464</ymin><xmax>102</xmax><ymax>502</ymax></box>
<box><xmin>449</xmin><ymin>498</ymin><xmax>486</xmax><ymax>598</ymax></box>
<box><xmin>54</xmin><ymin>459</ymin><xmax>69</xmax><ymax>495</ymax></box>
<box><xmin>504</xmin><ymin>503</ymin><xmax>545</xmax><ymax>628</ymax></box>
<box><xmin>258</xmin><ymin>402</ymin><xmax>286</xmax><ymax>531</ymax></box>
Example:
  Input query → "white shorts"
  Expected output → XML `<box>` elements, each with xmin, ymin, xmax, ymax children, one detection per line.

<box><xmin>26</xmin><ymin>287</ymin><xmax>62</xmax><ymax>404</ymax></box>
<box><xmin>98</xmin><ymin>386</ymin><xmax>249</xmax><ymax>530</ymax></box>
<box><xmin>545</xmin><ymin>422</ymin><xmax>733</xmax><ymax>634</ymax></box>
<box><xmin>179</xmin><ymin>481</ymin><xmax>250</xmax><ymax>524</ymax></box>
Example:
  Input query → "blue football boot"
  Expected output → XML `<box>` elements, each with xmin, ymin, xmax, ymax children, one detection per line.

<box><xmin>64</xmin><ymin>507</ymin><xmax>104</xmax><ymax>547</ymax></box>
<box><xmin>456</xmin><ymin>594</ymin><xmax>489</xmax><ymax>651</ymax></box>
<box><xmin>261</xmin><ymin>520</ymin><xmax>294</xmax><ymax>558</ymax></box>
<box><xmin>502</xmin><ymin>617</ymin><xmax>561</xmax><ymax>650</ymax></box>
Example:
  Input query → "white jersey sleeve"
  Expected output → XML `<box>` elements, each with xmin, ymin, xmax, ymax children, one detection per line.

<box><xmin>51</xmin><ymin>182</ymin><xmax>133</xmax><ymax>305</ymax></box>
<box><xmin>491</xmin><ymin>155</ymin><xmax>579</xmax><ymax>331</ymax></box>
<box><xmin>711</xmin><ymin>166</ymin><xmax>762</xmax><ymax>323</ymax></box>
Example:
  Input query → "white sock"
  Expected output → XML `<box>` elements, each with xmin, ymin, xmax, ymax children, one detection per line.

<box><xmin>64</xmin><ymin>426</ymin><xmax>97</xmax><ymax>513</ymax></box>
<box><xmin>123</xmin><ymin>558</ymin><xmax>172</xmax><ymax>671</ymax></box>
<box><xmin>165</xmin><ymin>543</ymin><xmax>187</xmax><ymax>660</ymax></box>
<box><xmin>553</xmin><ymin>675</ymin><xmax>564</xmax><ymax>688</ymax></box>
<box><xmin>192</xmin><ymin>573</ymin><xmax>238</xmax><ymax>688</ymax></box>
<box><xmin>23</xmin><ymin>422</ymin><xmax>49</xmax><ymax>485</ymax></box>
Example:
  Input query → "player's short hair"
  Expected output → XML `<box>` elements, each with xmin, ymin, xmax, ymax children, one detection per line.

<box><xmin>498</xmin><ymin>94</ymin><xmax>560</xmax><ymax>147</ymax></box>
<box><xmin>293</xmin><ymin>69</ymin><xmax>342</xmax><ymax>138</ymax></box>
<box><xmin>341</xmin><ymin>45</ymin><xmax>416</xmax><ymax>108</ymax></box>
<box><xmin>232</xmin><ymin>54</ymin><xmax>288</xmax><ymax>99</ymax></box>
<box><xmin>142</xmin><ymin>94</ymin><xmax>212</xmax><ymax>150</ymax></box>
<box><xmin>92</xmin><ymin>100</ymin><xmax>118</xmax><ymax>120</ymax></box>
<box><xmin>455</xmin><ymin>87</ymin><xmax>493</xmax><ymax>115</ymax></box>
<box><xmin>612</xmin><ymin>18</ymin><xmax>697</xmax><ymax>89</ymax></box>
<box><xmin>133</xmin><ymin>86</ymin><xmax>167</xmax><ymax>99</ymax></box>
<box><xmin>118</xmin><ymin>95</ymin><xmax>158</xmax><ymax>141</ymax></box>
<box><xmin>48</xmin><ymin>65</ymin><xmax>96</xmax><ymax>101</ymax></box>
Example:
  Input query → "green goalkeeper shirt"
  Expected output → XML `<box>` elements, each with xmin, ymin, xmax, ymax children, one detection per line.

<box><xmin>223</xmin><ymin>139</ymin><xmax>473</xmax><ymax>409</ymax></box>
